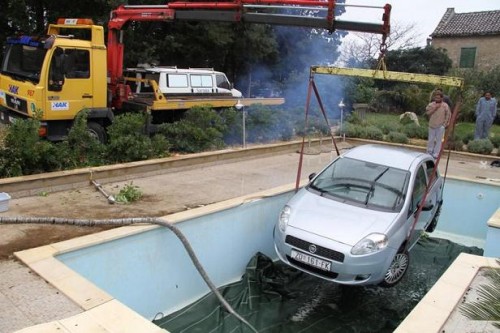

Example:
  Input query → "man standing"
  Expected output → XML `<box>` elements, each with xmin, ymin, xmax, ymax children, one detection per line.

<box><xmin>425</xmin><ymin>92</ymin><xmax>451</xmax><ymax>159</ymax></box>
<box><xmin>474</xmin><ymin>91</ymin><xmax>497</xmax><ymax>140</ymax></box>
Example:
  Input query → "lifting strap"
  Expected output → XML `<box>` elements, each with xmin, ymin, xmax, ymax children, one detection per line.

<box><xmin>295</xmin><ymin>72</ymin><xmax>340</xmax><ymax>192</ymax></box>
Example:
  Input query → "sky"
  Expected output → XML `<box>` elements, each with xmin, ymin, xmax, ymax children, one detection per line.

<box><xmin>339</xmin><ymin>0</ymin><xmax>500</xmax><ymax>46</ymax></box>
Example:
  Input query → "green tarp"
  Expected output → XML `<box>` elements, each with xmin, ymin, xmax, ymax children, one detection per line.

<box><xmin>154</xmin><ymin>237</ymin><xmax>482</xmax><ymax>333</ymax></box>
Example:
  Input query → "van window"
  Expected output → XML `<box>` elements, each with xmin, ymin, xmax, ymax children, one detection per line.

<box><xmin>191</xmin><ymin>75</ymin><xmax>213</xmax><ymax>87</ymax></box>
<box><xmin>167</xmin><ymin>74</ymin><xmax>188</xmax><ymax>87</ymax></box>
<box><xmin>216</xmin><ymin>74</ymin><xmax>230</xmax><ymax>89</ymax></box>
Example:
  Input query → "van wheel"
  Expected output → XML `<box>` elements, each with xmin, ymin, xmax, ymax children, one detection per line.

<box><xmin>87</xmin><ymin>121</ymin><xmax>107</xmax><ymax>144</ymax></box>
<box><xmin>426</xmin><ymin>201</ymin><xmax>442</xmax><ymax>233</ymax></box>
<box><xmin>379</xmin><ymin>248</ymin><xmax>409</xmax><ymax>288</ymax></box>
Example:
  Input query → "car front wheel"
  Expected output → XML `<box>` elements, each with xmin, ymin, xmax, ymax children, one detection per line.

<box><xmin>380</xmin><ymin>249</ymin><xmax>409</xmax><ymax>288</ymax></box>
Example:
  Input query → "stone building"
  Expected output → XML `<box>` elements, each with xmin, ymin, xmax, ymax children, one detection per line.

<box><xmin>430</xmin><ymin>8</ymin><xmax>500</xmax><ymax>71</ymax></box>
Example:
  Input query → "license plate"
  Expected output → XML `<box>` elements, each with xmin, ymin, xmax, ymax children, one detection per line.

<box><xmin>291</xmin><ymin>249</ymin><xmax>331</xmax><ymax>271</ymax></box>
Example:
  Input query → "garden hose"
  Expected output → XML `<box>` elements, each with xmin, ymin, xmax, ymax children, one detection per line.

<box><xmin>0</xmin><ymin>216</ymin><xmax>259</xmax><ymax>333</ymax></box>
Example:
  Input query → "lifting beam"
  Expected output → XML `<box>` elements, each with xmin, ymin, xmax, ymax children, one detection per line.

<box><xmin>311</xmin><ymin>66</ymin><xmax>464</xmax><ymax>88</ymax></box>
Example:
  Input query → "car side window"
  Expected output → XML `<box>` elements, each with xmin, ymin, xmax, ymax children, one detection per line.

<box><xmin>410</xmin><ymin>166</ymin><xmax>427</xmax><ymax>214</ymax></box>
<box><xmin>425</xmin><ymin>160</ymin><xmax>437</xmax><ymax>184</ymax></box>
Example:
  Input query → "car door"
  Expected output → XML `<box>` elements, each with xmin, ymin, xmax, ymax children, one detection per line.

<box><xmin>406</xmin><ymin>163</ymin><xmax>434</xmax><ymax>248</ymax></box>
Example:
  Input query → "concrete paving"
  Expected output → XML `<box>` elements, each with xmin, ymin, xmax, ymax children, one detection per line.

<box><xmin>0</xmin><ymin>140</ymin><xmax>499</xmax><ymax>333</ymax></box>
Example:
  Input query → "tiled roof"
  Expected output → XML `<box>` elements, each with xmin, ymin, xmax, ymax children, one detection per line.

<box><xmin>431</xmin><ymin>8</ymin><xmax>500</xmax><ymax>37</ymax></box>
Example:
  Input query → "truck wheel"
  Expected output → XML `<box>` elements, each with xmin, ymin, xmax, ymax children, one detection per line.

<box><xmin>87</xmin><ymin>121</ymin><xmax>107</xmax><ymax>144</ymax></box>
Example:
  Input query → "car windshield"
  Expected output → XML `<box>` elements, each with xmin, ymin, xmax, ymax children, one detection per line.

<box><xmin>308</xmin><ymin>156</ymin><xmax>409</xmax><ymax>212</ymax></box>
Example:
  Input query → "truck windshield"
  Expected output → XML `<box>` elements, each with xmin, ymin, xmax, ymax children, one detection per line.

<box><xmin>1</xmin><ymin>40</ymin><xmax>47</xmax><ymax>84</ymax></box>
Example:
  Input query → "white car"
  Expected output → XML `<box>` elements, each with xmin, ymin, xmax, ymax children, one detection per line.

<box><xmin>274</xmin><ymin>144</ymin><xmax>443</xmax><ymax>287</ymax></box>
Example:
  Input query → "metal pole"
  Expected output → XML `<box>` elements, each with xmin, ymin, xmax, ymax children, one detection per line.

<box><xmin>340</xmin><ymin>107</ymin><xmax>343</xmax><ymax>135</ymax></box>
<box><xmin>242</xmin><ymin>110</ymin><xmax>246</xmax><ymax>148</ymax></box>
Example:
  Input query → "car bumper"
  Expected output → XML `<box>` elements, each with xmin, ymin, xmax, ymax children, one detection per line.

<box><xmin>274</xmin><ymin>226</ymin><xmax>398</xmax><ymax>286</ymax></box>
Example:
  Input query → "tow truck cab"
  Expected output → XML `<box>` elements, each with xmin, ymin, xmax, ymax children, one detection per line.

<box><xmin>0</xmin><ymin>19</ymin><xmax>111</xmax><ymax>141</ymax></box>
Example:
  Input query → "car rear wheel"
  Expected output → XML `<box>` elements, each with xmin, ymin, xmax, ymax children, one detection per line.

<box><xmin>425</xmin><ymin>201</ymin><xmax>442</xmax><ymax>233</ymax></box>
<box><xmin>380</xmin><ymin>248</ymin><xmax>409</xmax><ymax>287</ymax></box>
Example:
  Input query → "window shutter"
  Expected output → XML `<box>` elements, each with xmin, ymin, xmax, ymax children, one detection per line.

<box><xmin>459</xmin><ymin>47</ymin><xmax>476</xmax><ymax>68</ymax></box>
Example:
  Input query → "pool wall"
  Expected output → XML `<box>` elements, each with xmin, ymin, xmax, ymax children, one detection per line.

<box><xmin>484</xmin><ymin>208</ymin><xmax>500</xmax><ymax>257</ymax></box>
<box><xmin>14</xmin><ymin>178</ymin><xmax>499</xmax><ymax>333</ymax></box>
<box><xmin>435</xmin><ymin>178</ymin><xmax>499</xmax><ymax>247</ymax></box>
<box><xmin>57</xmin><ymin>188</ymin><xmax>293</xmax><ymax>319</ymax></box>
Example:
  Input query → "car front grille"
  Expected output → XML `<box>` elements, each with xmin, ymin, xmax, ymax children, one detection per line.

<box><xmin>286</xmin><ymin>255</ymin><xmax>339</xmax><ymax>279</ymax></box>
<box><xmin>285</xmin><ymin>235</ymin><xmax>345</xmax><ymax>262</ymax></box>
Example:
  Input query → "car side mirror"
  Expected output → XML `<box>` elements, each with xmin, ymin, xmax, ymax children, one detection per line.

<box><xmin>308</xmin><ymin>173</ymin><xmax>316</xmax><ymax>181</ymax></box>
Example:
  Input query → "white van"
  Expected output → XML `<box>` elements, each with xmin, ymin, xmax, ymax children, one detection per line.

<box><xmin>124</xmin><ymin>66</ymin><xmax>243</xmax><ymax>98</ymax></box>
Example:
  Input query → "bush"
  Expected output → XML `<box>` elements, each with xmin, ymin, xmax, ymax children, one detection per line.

<box><xmin>0</xmin><ymin>117</ymin><xmax>58</xmax><ymax>177</ymax></box>
<box><xmin>386</xmin><ymin>131</ymin><xmax>409</xmax><ymax>144</ymax></box>
<box><xmin>490</xmin><ymin>135</ymin><xmax>500</xmax><ymax>148</ymax></box>
<box><xmin>160</xmin><ymin>106</ymin><xmax>225</xmax><ymax>153</ymax></box>
<box><xmin>246</xmin><ymin>105</ymin><xmax>293</xmax><ymax>143</ymax></box>
<box><xmin>344</xmin><ymin>123</ymin><xmax>363</xmax><ymax>138</ymax></box>
<box><xmin>55</xmin><ymin>111</ymin><xmax>106</xmax><ymax>168</ymax></box>
<box><xmin>445</xmin><ymin>133</ymin><xmax>464</xmax><ymax>151</ymax></box>
<box><xmin>361</xmin><ymin>126</ymin><xmax>384</xmax><ymax>141</ymax></box>
<box><xmin>402</xmin><ymin>123</ymin><xmax>428</xmax><ymax>139</ymax></box>
<box><xmin>346</xmin><ymin>111</ymin><xmax>364</xmax><ymax>125</ymax></box>
<box><xmin>467</xmin><ymin>139</ymin><xmax>494</xmax><ymax>155</ymax></box>
<box><xmin>379</xmin><ymin>122</ymin><xmax>400</xmax><ymax>135</ymax></box>
<box><xmin>107</xmin><ymin>113</ymin><xmax>170</xmax><ymax>162</ymax></box>
<box><xmin>461</xmin><ymin>132</ymin><xmax>475</xmax><ymax>145</ymax></box>
<box><xmin>115</xmin><ymin>182</ymin><xmax>143</xmax><ymax>204</ymax></box>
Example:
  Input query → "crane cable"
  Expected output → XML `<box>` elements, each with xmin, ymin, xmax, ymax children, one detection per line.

<box><xmin>0</xmin><ymin>216</ymin><xmax>259</xmax><ymax>333</ymax></box>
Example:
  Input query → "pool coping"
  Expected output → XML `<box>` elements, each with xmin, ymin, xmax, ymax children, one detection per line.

<box><xmin>394</xmin><ymin>253</ymin><xmax>500</xmax><ymax>333</ymax></box>
<box><xmin>13</xmin><ymin>179</ymin><xmax>500</xmax><ymax>333</ymax></box>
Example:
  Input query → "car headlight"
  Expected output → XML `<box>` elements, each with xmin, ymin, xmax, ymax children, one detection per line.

<box><xmin>278</xmin><ymin>205</ymin><xmax>291</xmax><ymax>232</ymax></box>
<box><xmin>351</xmin><ymin>233</ymin><xmax>388</xmax><ymax>255</ymax></box>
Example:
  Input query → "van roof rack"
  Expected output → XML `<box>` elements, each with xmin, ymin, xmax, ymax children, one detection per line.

<box><xmin>188</xmin><ymin>67</ymin><xmax>214</xmax><ymax>71</ymax></box>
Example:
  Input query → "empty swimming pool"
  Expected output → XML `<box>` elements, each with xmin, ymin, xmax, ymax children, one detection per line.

<box><xmin>18</xmin><ymin>177</ymin><xmax>499</xmax><ymax>332</ymax></box>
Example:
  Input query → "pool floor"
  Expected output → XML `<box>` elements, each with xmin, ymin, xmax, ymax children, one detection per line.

<box><xmin>154</xmin><ymin>237</ymin><xmax>482</xmax><ymax>333</ymax></box>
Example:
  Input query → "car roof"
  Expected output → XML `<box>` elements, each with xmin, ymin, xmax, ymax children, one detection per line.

<box><xmin>342</xmin><ymin>144</ymin><xmax>427</xmax><ymax>171</ymax></box>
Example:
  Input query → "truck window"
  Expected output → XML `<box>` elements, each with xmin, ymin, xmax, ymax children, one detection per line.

<box><xmin>167</xmin><ymin>74</ymin><xmax>188</xmax><ymax>87</ymax></box>
<box><xmin>190</xmin><ymin>74</ymin><xmax>212</xmax><ymax>88</ymax></box>
<box><xmin>1</xmin><ymin>43</ymin><xmax>46</xmax><ymax>83</ymax></box>
<box><xmin>48</xmin><ymin>47</ymin><xmax>65</xmax><ymax>91</ymax></box>
<box><xmin>216</xmin><ymin>74</ymin><xmax>230</xmax><ymax>89</ymax></box>
<box><xmin>64</xmin><ymin>49</ymin><xmax>90</xmax><ymax>79</ymax></box>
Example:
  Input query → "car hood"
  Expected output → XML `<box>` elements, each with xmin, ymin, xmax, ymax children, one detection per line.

<box><xmin>287</xmin><ymin>189</ymin><xmax>399</xmax><ymax>246</ymax></box>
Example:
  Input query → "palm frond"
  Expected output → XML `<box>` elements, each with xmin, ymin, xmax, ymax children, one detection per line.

<box><xmin>459</xmin><ymin>268</ymin><xmax>500</xmax><ymax>329</ymax></box>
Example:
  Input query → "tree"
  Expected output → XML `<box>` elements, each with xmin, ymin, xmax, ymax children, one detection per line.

<box><xmin>339</xmin><ymin>21</ymin><xmax>422</xmax><ymax>67</ymax></box>
<box><xmin>382</xmin><ymin>46</ymin><xmax>452</xmax><ymax>75</ymax></box>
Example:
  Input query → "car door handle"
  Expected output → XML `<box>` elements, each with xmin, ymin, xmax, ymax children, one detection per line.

<box><xmin>82</xmin><ymin>94</ymin><xmax>93</xmax><ymax>99</ymax></box>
